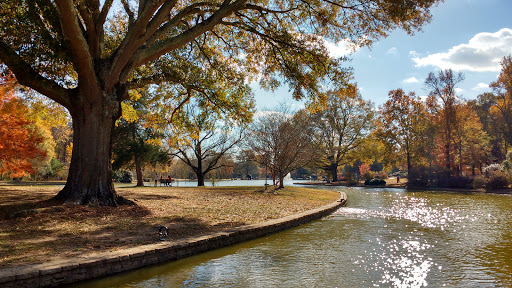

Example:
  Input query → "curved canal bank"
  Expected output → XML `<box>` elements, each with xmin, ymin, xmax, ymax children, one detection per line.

<box><xmin>0</xmin><ymin>192</ymin><xmax>346</xmax><ymax>288</ymax></box>
<box><xmin>74</xmin><ymin>186</ymin><xmax>512</xmax><ymax>288</ymax></box>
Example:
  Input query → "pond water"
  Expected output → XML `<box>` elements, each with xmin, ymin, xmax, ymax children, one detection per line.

<box><xmin>75</xmin><ymin>186</ymin><xmax>512</xmax><ymax>288</ymax></box>
<box><xmin>144</xmin><ymin>179</ymin><xmax>313</xmax><ymax>187</ymax></box>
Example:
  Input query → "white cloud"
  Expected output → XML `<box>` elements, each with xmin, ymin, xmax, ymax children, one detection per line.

<box><xmin>403</xmin><ymin>77</ymin><xmax>419</xmax><ymax>84</ymax></box>
<box><xmin>387</xmin><ymin>47</ymin><xmax>398</xmax><ymax>55</ymax></box>
<box><xmin>413</xmin><ymin>28</ymin><xmax>512</xmax><ymax>72</ymax></box>
<box><xmin>455</xmin><ymin>88</ymin><xmax>464</xmax><ymax>94</ymax></box>
<box><xmin>472</xmin><ymin>82</ymin><xmax>489</xmax><ymax>90</ymax></box>
<box><xmin>409</xmin><ymin>50</ymin><xmax>420</xmax><ymax>58</ymax></box>
<box><xmin>324</xmin><ymin>38</ymin><xmax>360</xmax><ymax>58</ymax></box>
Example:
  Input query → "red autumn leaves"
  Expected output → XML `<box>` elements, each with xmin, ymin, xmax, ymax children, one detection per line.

<box><xmin>0</xmin><ymin>73</ymin><xmax>46</xmax><ymax>178</ymax></box>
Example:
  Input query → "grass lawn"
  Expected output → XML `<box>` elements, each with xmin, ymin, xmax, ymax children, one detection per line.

<box><xmin>0</xmin><ymin>182</ymin><xmax>339</xmax><ymax>268</ymax></box>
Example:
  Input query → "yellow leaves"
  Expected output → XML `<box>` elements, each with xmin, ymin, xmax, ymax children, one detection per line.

<box><xmin>127</xmin><ymin>90</ymin><xmax>142</xmax><ymax>101</ymax></box>
<box><xmin>144</xmin><ymin>138</ymin><xmax>161</xmax><ymax>147</ymax></box>
<box><xmin>120</xmin><ymin>102</ymin><xmax>139</xmax><ymax>123</ymax></box>
<box><xmin>66</xmin><ymin>142</ymin><xmax>73</xmax><ymax>164</ymax></box>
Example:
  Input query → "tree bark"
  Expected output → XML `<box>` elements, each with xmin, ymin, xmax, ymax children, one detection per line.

<box><xmin>53</xmin><ymin>89</ymin><xmax>132</xmax><ymax>206</ymax></box>
<box><xmin>445</xmin><ymin>111</ymin><xmax>452</xmax><ymax>171</ymax></box>
<box><xmin>135</xmin><ymin>157</ymin><xmax>144</xmax><ymax>186</ymax></box>
<box><xmin>407</xmin><ymin>151</ymin><xmax>411</xmax><ymax>173</ymax></box>
<box><xmin>197</xmin><ymin>172</ymin><xmax>205</xmax><ymax>186</ymax></box>
<box><xmin>278</xmin><ymin>173</ymin><xmax>285</xmax><ymax>189</ymax></box>
<box><xmin>331</xmin><ymin>165</ymin><xmax>338</xmax><ymax>182</ymax></box>
<box><xmin>445</xmin><ymin>143</ymin><xmax>451</xmax><ymax>170</ymax></box>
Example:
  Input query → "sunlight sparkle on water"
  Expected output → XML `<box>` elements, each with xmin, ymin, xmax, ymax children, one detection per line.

<box><xmin>336</xmin><ymin>195</ymin><xmax>465</xmax><ymax>230</ymax></box>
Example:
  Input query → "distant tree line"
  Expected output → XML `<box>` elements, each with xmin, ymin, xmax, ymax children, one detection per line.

<box><xmin>376</xmin><ymin>56</ymin><xmax>512</xmax><ymax>189</ymax></box>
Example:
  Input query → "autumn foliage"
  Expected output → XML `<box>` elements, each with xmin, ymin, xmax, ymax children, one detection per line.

<box><xmin>0</xmin><ymin>73</ymin><xmax>46</xmax><ymax>178</ymax></box>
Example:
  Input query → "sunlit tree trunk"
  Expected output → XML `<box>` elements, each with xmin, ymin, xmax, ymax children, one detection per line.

<box><xmin>54</xmin><ymin>88</ymin><xmax>131</xmax><ymax>205</ymax></box>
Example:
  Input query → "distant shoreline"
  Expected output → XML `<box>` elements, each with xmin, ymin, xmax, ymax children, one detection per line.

<box><xmin>294</xmin><ymin>181</ymin><xmax>512</xmax><ymax>195</ymax></box>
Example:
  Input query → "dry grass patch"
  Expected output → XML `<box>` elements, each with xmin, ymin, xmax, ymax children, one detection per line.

<box><xmin>0</xmin><ymin>183</ymin><xmax>338</xmax><ymax>268</ymax></box>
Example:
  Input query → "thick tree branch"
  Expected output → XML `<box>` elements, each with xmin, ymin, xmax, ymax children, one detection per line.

<box><xmin>108</xmin><ymin>0</ymin><xmax>169</xmax><ymax>89</ymax></box>
<box><xmin>78</xmin><ymin>2</ymin><xmax>100</xmax><ymax>58</ymax></box>
<box><xmin>54</xmin><ymin>0</ymin><xmax>98</xmax><ymax>96</ymax></box>
<box><xmin>175</xmin><ymin>149</ymin><xmax>199</xmax><ymax>174</ymax></box>
<box><xmin>0</xmin><ymin>41</ymin><xmax>72</xmax><ymax>108</ymax></box>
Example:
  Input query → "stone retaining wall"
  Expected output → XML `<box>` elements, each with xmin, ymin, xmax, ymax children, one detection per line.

<box><xmin>0</xmin><ymin>193</ymin><xmax>346</xmax><ymax>287</ymax></box>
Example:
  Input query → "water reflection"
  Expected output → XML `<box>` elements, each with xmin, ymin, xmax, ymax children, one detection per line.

<box><xmin>74</xmin><ymin>187</ymin><xmax>512</xmax><ymax>288</ymax></box>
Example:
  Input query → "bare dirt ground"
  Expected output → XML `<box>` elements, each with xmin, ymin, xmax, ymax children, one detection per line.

<box><xmin>0</xmin><ymin>182</ymin><xmax>339</xmax><ymax>268</ymax></box>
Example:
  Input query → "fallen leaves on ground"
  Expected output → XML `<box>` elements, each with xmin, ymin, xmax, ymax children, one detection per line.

<box><xmin>0</xmin><ymin>183</ymin><xmax>338</xmax><ymax>268</ymax></box>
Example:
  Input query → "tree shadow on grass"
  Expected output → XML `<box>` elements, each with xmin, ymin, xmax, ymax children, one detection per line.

<box><xmin>0</xmin><ymin>203</ymin><xmax>153</xmax><ymax>267</ymax></box>
<box><xmin>0</xmin><ymin>210</ymin><xmax>247</xmax><ymax>267</ymax></box>
<box><xmin>131</xmin><ymin>194</ymin><xmax>180</xmax><ymax>201</ymax></box>
<box><xmin>0</xmin><ymin>181</ymin><xmax>65</xmax><ymax>186</ymax></box>
<box><xmin>0</xmin><ymin>198</ymin><xmax>61</xmax><ymax>220</ymax></box>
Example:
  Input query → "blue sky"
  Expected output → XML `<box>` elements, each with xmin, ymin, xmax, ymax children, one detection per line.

<box><xmin>253</xmin><ymin>0</ymin><xmax>512</xmax><ymax>110</ymax></box>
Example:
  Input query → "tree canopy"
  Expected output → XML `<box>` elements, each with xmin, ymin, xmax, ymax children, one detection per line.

<box><xmin>376</xmin><ymin>89</ymin><xmax>427</xmax><ymax>171</ymax></box>
<box><xmin>312</xmin><ymin>86</ymin><xmax>374</xmax><ymax>181</ymax></box>
<box><xmin>247</xmin><ymin>109</ymin><xmax>315</xmax><ymax>188</ymax></box>
<box><xmin>0</xmin><ymin>0</ymin><xmax>441</xmax><ymax>205</ymax></box>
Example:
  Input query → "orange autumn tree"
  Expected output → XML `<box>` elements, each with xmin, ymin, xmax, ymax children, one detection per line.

<box><xmin>0</xmin><ymin>73</ymin><xmax>46</xmax><ymax>178</ymax></box>
<box><xmin>359</xmin><ymin>162</ymin><xmax>371</xmax><ymax>179</ymax></box>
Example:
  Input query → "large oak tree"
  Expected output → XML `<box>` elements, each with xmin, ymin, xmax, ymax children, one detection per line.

<box><xmin>0</xmin><ymin>0</ymin><xmax>440</xmax><ymax>205</ymax></box>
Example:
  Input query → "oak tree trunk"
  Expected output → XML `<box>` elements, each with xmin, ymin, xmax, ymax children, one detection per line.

<box><xmin>53</xmin><ymin>89</ymin><xmax>132</xmax><ymax>206</ymax></box>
